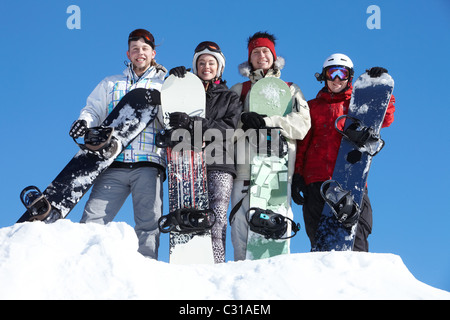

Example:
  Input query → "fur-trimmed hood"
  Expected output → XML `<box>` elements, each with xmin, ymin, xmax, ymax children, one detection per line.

<box><xmin>238</xmin><ymin>56</ymin><xmax>286</xmax><ymax>78</ymax></box>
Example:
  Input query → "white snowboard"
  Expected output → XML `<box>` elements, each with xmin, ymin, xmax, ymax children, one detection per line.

<box><xmin>161</xmin><ymin>73</ymin><xmax>214</xmax><ymax>265</ymax></box>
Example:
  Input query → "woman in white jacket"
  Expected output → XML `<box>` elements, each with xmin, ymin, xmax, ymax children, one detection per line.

<box><xmin>69</xmin><ymin>29</ymin><xmax>167</xmax><ymax>259</ymax></box>
<box><xmin>229</xmin><ymin>31</ymin><xmax>311</xmax><ymax>261</ymax></box>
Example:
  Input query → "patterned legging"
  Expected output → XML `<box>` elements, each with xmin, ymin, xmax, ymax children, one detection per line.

<box><xmin>208</xmin><ymin>170</ymin><xmax>233</xmax><ymax>263</ymax></box>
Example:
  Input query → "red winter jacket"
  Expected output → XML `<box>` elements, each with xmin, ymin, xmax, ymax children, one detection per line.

<box><xmin>295</xmin><ymin>84</ymin><xmax>395</xmax><ymax>185</ymax></box>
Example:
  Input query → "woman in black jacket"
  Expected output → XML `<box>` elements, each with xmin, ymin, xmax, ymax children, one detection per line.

<box><xmin>169</xmin><ymin>41</ymin><xmax>242</xmax><ymax>263</ymax></box>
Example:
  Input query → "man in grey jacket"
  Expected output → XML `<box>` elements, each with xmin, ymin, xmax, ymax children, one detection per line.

<box><xmin>69</xmin><ymin>29</ymin><xmax>167</xmax><ymax>259</ymax></box>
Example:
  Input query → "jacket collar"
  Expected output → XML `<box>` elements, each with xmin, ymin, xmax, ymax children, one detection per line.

<box><xmin>238</xmin><ymin>56</ymin><xmax>285</xmax><ymax>82</ymax></box>
<box><xmin>123</xmin><ymin>63</ymin><xmax>167</xmax><ymax>84</ymax></box>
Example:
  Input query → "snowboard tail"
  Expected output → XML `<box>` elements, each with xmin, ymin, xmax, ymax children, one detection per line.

<box><xmin>163</xmin><ymin>146</ymin><xmax>214</xmax><ymax>264</ymax></box>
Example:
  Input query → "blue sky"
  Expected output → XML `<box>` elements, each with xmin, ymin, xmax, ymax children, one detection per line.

<box><xmin>1</xmin><ymin>0</ymin><xmax>449</xmax><ymax>292</ymax></box>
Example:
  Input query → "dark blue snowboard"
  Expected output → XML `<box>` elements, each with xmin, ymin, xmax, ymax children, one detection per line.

<box><xmin>312</xmin><ymin>72</ymin><xmax>394</xmax><ymax>251</ymax></box>
<box><xmin>18</xmin><ymin>88</ymin><xmax>159</xmax><ymax>223</ymax></box>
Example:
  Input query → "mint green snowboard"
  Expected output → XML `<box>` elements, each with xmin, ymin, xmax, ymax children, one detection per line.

<box><xmin>246</xmin><ymin>77</ymin><xmax>293</xmax><ymax>260</ymax></box>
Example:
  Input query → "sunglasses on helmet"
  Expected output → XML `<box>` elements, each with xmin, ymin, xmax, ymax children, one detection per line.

<box><xmin>325</xmin><ymin>66</ymin><xmax>350</xmax><ymax>81</ymax></box>
<box><xmin>128</xmin><ymin>29</ymin><xmax>155</xmax><ymax>48</ymax></box>
<box><xmin>194</xmin><ymin>41</ymin><xmax>222</xmax><ymax>54</ymax></box>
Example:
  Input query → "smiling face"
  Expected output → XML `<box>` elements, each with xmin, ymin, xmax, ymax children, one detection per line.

<box><xmin>249</xmin><ymin>46</ymin><xmax>274</xmax><ymax>72</ymax></box>
<box><xmin>127</xmin><ymin>38</ymin><xmax>156</xmax><ymax>76</ymax></box>
<box><xmin>196</xmin><ymin>54</ymin><xmax>218</xmax><ymax>81</ymax></box>
<box><xmin>327</xmin><ymin>78</ymin><xmax>349</xmax><ymax>93</ymax></box>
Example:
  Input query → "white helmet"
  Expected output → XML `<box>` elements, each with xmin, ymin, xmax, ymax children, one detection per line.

<box><xmin>315</xmin><ymin>53</ymin><xmax>354</xmax><ymax>82</ymax></box>
<box><xmin>192</xmin><ymin>41</ymin><xmax>226</xmax><ymax>79</ymax></box>
<box><xmin>323</xmin><ymin>53</ymin><xmax>354</xmax><ymax>69</ymax></box>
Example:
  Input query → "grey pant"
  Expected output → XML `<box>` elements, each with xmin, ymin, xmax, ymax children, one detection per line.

<box><xmin>80</xmin><ymin>166</ymin><xmax>163</xmax><ymax>259</ymax></box>
<box><xmin>230</xmin><ymin>179</ymin><xmax>251</xmax><ymax>261</ymax></box>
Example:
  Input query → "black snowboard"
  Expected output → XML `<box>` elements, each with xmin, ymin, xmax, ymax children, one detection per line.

<box><xmin>312</xmin><ymin>72</ymin><xmax>394</xmax><ymax>251</ymax></box>
<box><xmin>17</xmin><ymin>88</ymin><xmax>159</xmax><ymax>223</ymax></box>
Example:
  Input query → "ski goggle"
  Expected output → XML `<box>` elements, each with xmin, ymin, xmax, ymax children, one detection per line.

<box><xmin>128</xmin><ymin>29</ymin><xmax>155</xmax><ymax>48</ymax></box>
<box><xmin>194</xmin><ymin>41</ymin><xmax>222</xmax><ymax>54</ymax></box>
<box><xmin>325</xmin><ymin>66</ymin><xmax>350</xmax><ymax>81</ymax></box>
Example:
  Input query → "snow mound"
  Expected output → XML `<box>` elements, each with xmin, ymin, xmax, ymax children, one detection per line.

<box><xmin>0</xmin><ymin>220</ymin><xmax>448</xmax><ymax>300</ymax></box>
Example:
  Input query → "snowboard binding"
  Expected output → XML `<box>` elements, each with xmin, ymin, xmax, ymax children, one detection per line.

<box><xmin>73</xmin><ymin>126</ymin><xmax>119</xmax><ymax>158</ymax></box>
<box><xmin>335</xmin><ymin>115</ymin><xmax>385</xmax><ymax>156</ymax></box>
<box><xmin>20</xmin><ymin>186</ymin><xmax>53</xmax><ymax>221</ymax></box>
<box><xmin>158</xmin><ymin>208</ymin><xmax>216</xmax><ymax>234</ymax></box>
<box><xmin>246</xmin><ymin>207</ymin><xmax>300</xmax><ymax>240</ymax></box>
<box><xmin>320</xmin><ymin>180</ymin><xmax>360</xmax><ymax>228</ymax></box>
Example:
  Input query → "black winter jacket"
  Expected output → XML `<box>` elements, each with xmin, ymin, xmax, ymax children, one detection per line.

<box><xmin>193</xmin><ymin>81</ymin><xmax>242</xmax><ymax>177</ymax></box>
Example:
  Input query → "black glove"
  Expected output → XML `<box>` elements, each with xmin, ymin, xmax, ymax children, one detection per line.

<box><xmin>69</xmin><ymin>120</ymin><xmax>87</xmax><ymax>139</ymax></box>
<box><xmin>367</xmin><ymin>67</ymin><xmax>388</xmax><ymax>78</ymax></box>
<box><xmin>169</xmin><ymin>112</ymin><xmax>191</xmax><ymax>129</ymax></box>
<box><xmin>241</xmin><ymin>112</ymin><xmax>266</xmax><ymax>130</ymax></box>
<box><xmin>291</xmin><ymin>173</ymin><xmax>307</xmax><ymax>205</ymax></box>
<box><xmin>169</xmin><ymin>66</ymin><xmax>188</xmax><ymax>78</ymax></box>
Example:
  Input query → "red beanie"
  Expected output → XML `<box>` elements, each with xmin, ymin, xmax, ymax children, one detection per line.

<box><xmin>248</xmin><ymin>37</ymin><xmax>277</xmax><ymax>61</ymax></box>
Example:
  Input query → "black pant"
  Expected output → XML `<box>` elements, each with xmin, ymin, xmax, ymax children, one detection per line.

<box><xmin>302</xmin><ymin>181</ymin><xmax>373</xmax><ymax>252</ymax></box>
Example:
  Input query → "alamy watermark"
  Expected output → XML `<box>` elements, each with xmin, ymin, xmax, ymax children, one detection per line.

<box><xmin>168</xmin><ymin>121</ymin><xmax>288</xmax><ymax>166</ymax></box>
<box><xmin>67</xmin><ymin>5</ymin><xmax>381</xmax><ymax>31</ymax></box>
<box><xmin>66</xmin><ymin>5</ymin><xmax>81</xmax><ymax>30</ymax></box>
<box><xmin>367</xmin><ymin>5</ymin><xmax>381</xmax><ymax>30</ymax></box>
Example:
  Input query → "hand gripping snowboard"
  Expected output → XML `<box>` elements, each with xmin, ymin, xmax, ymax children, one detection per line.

<box><xmin>18</xmin><ymin>88</ymin><xmax>159</xmax><ymax>223</ymax></box>
<box><xmin>246</xmin><ymin>77</ymin><xmax>300</xmax><ymax>260</ymax></box>
<box><xmin>313</xmin><ymin>72</ymin><xmax>394</xmax><ymax>251</ymax></box>
<box><xmin>157</xmin><ymin>73</ymin><xmax>215</xmax><ymax>264</ymax></box>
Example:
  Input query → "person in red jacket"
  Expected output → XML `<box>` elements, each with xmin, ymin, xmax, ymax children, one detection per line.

<box><xmin>292</xmin><ymin>53</ymin><xmax>395</xmax><ymax>252</ymax></box>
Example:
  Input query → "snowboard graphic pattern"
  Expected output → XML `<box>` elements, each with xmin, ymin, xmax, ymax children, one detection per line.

<box><xmin>18</xmin><ymin>88</ymin><xmax>159</xmax><ymax>223</ymax></box>
<box><xmin>246</xmin><ymin>77</ymin><xmax>293</xmax><ymax>260</ymax></box>
<box><xmin>160</xmin><ymin>73</ymin><xmax>214</xmax><ymax>264</ymax></box>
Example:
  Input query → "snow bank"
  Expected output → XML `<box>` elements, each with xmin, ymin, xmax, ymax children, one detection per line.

<box><xmin>0</xmin><ymin>220</ymin><xmax>448</xmax><ymax>300</ymax></box>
